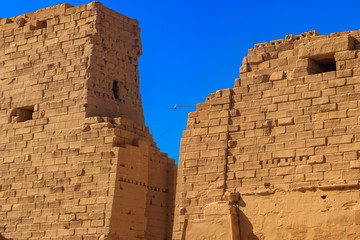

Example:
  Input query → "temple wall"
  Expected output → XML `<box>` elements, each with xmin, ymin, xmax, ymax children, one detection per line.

<box><xmin>86</xmin><ymin>4</ymin><xmax>145</xmax><ymax>126</ymax></box>
<box><xmin>0</xmin><ymin>3</ymin><xmax>176</xmax><ymax>239</ymax></box>
<box><xmin>173</xmin><ymin>31</ymin><xmax>360</xmax><ymax>239</ymax></box>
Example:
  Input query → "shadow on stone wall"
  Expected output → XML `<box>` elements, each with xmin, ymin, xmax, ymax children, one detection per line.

<box><xmin>238</xmin><ymin>196</ymin><xmax>259</xmax><ymax>240</ymax></box>
<box><xmin>238</xmin><ymin>210</ymin><xmax>259</xmax><ymax>240</ymax></box>
<box><xmin>0</xmin><ymin>233</ymin><xmax>12</xmax><ymax>240</ymax></box>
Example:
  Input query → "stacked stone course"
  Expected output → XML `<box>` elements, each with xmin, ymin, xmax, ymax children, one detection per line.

<box><xmin>0</xmin><ymin>2</ymin><xmax>176</xmax><ymax>240</ymax></box>
<box><xmin>174</xmin><ymin>30</ymin><xmax>360</xmax><ymax>239</ymax></box>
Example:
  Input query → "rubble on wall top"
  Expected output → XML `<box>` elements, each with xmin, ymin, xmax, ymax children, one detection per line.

<box><xmin>34</xmin><ymin>3</ymin><xmax>74</xmax><ymax>14</ymax></box>
<box><xmin>254</xmin><ymin>30</ymin><xmax>320</xmax><ymax>48</ymax></box>
<box><xmin>0</xmin><ymin>2</ymin><xmax>108</xmax><ymax>27</ymax></box>
<box><xmin>0</xmin><ymin>2</ymin><xmax>139</xmax><ymax>31</ymax></box>
<box><xmin>0</xmin><ymin>3</ymin><xmax>74</xmax><ymax>26</ymax></box>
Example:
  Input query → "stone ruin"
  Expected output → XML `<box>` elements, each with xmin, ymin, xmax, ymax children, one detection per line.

<box><xmin>173</xmin><ymin>29</ymin><xmax>360</xmax><ymax>239</ymax></box>
<box><xmin>1</xmin><ymin>2</ymin><xmax>360</xmax><ymax>240</ymax></box>
<box><xmin>0</xmin><ymin>2</ymin><xmax>176</xmax><ymax>239</ymax></box>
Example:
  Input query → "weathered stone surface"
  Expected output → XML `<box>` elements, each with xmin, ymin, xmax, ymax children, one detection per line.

<box><xmin>173</xmin><ymin>29</ymin><xmax>360</xmax><ymax>239</ymax></box>
<box><xmin>269</xmin><ymin>70</ymin><xmax>285</xmax><ymax>81</ymax></box>
<box><xmin>0</xmin><ymin>2</ymin><xmax>176</xmax><ymax>240</ymax></box>
<box><xmin>298</xmin><ymin>35</ymin><xmax>355</xmax><ymax>58</ymax></box>
<box><xmin>184</xmin><ymin>202</ymin><xmax>240</xmax><ymax>240</ymax></box>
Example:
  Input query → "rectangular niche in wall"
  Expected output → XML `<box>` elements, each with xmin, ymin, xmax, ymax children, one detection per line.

<box><xmin>112</xmin><ymin>81</ymin><xmax>119</xmax><ymax>100</ymax></box>
<box><xmin>309</xmin><ymin>57</ymin><xmax>336</xmax><ymax>75</ymax></box>
<box><xmin>10</xmin><ymin>105</ymin><xmax>34</xmax><ymax>123</ymax></box>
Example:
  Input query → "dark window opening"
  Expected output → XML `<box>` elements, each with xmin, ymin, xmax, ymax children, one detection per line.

<box><xmin>10</xmin><ymin>105</ymin><xmax>34</xmax><ymax>123</ymax></box>
<box><xmin>316</xmin><ymin>58</ymin><xmax>336</xmax><ymax>72</ymax></box>
<box><xmin>112</xmin><ymin>81</ymin><xmax>119</xmax><ymax>100</ymax></box>
<box><xmin>309</xmin><ymin>57</ymin><xmax>336</xmax><ymax>75</ymax></box>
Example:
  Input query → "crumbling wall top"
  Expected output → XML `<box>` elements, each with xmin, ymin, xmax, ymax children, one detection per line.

<box><xmin>0</xmin><ymin>2</ymin><xmax>138</xmax><ymax>32</ymax></box>
<box><xmin>253</xmin><ymin>30</ymin><xmax>320</xmax><ymax>49</ymax></box>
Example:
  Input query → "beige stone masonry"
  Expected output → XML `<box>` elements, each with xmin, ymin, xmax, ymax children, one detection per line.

<box><xmin>298</xmin><ymin>35</ymin><xmax>355</xmax><ymax>59</ymax></box>
<box><xmin>0</xmin><ymin>2</ymin><xmax>176</xmax><ymax>240</ymax></box>
<box><xmin>174</xmin><ymin>29</ymin><xmax>360</xmax><ymax>239</ymax></box>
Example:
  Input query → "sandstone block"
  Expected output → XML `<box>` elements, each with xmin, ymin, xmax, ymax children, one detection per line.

<box><xmin>247</xmin><ymin>54</ymin><xmax>264</xmax><ymax>64</ymax></box>
<box><xmin>305</xmin><ymin>73</ymin><xmax>323</xmax><ymax>83</ymax></box>
<box><xmin>307</xmin><ymin>155</ymin><xmax>325</xmax><ymax>164</ymax></box>
<box><xmin>269</xmin><ymin>71</ymin><xmax>285</xmax><ymax>81</ymax></box>
<box><xmin>235</xmin><ymin>170</ymin><xmax>255</xmax><ymax>179</ymax></box>
<box><xmin>277</xmin><ymin>117</ymin><xmax>294</xmax><ymax>126</ymax></box>
<box><xmin>272</xmin><ymin>95</ymin><xmax>288</xmax><ymax>103</ymax></box>
<box><xmin>334</xmin><ymin>50</ymin><xmax>356</xmax><ymax>61</ymax></box>
<box><xmin>349</xmin><ymin>160</ymin><xmax>360</xmax><ymax>169</ymax></box>
<box><xmin>341</xmin><ymin>169</ymin><xmax>360</xmax><ymax>179</ymax></box>
<box><xmin>273</xmin><ymin>150</ymin><xmax>295</xmax><ymax>158</ymax></box>
<box><xmin>254</xmin><ymin>74</ymin><xmax>270</xmax><ymax>83</ymax></box>
<box><xmin>312</xmin><ymin>97</ymin><xmax>329</xmax><ymax>105</ymax></box>
<box><xmin>328</xmin><ymin>135</ymin><xmax>354</xmax><ymax>145</ymax></box>
<box><xmin>183</xmin><ymin>167</ymin><xmax>197</xmax><ymax>175</ymax></box>
<box><xmin>339</xmin><ymin>142</ymin><xmax>360</xmax><ymax>152</ymax></box>
<box><xmin>312</xmin><ymin>163</ymin><xmax>331</xmax><ymax>172</ymax></box>
<box><xmin>275</xmin><ymin>166</ymin><xmax>295</xmax><ymax>176</ymax></box>
<box><xmin>292</xmin><ymin>67</ymin><xmax>309</xmax><ymax>78</ymax></box>
<box><xmin>298</xmin><ymin>35</ymin><xmax>354</xmax><ymax>58</ymax></box>
<box><xmin>336</xmin><ymin>69</ymin><xmax>353</xmax><ymax>78</ymax></box>
<box><xmin>200</xmin><ymin>150</ymin><xmax>218</xmax><ymax>158</ymax></box>
<box><xmin>305</xmin><ymin>138</ymin><xmax>326</xmax><ymax>147</ymax></box>
<box><xmin>295</xmin><ymin>165</ymin><xmax>312</xmax><ymax>174</ymax></box>
<box><xmin>305</xmin><ymin>172</ymin><xmax>323</xmax><ymax>181</ymax></box>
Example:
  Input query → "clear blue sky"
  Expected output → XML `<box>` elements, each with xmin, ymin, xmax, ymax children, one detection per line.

<box><xmin>2</xmin><ymin>1</ymin><xmax>360</xmax><ymax>163</ymax></box>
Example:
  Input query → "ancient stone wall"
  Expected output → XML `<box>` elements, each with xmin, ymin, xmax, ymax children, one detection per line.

<box><xmin>173</xmin><ymin>31</ymin><xmax>360</xmax><ymax>239</ymax></box>
<box><xmin>0</xmin><ymin>2</ymin><xmax>176</xmax><ymax>239</ymax></box>
<box><xmin>86</xmin><ymin>5</ymin><xmax>144</xmax><ymax>126</ymax></box>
